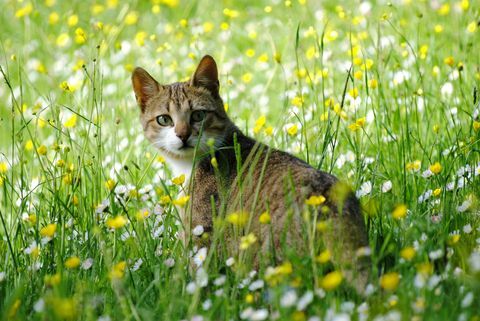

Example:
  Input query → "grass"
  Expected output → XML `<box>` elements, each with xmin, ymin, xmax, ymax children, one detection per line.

<box><xmin>0</xmin><ymin>0</ymin><xmax>480</xmax><ymax>320</ymax></box>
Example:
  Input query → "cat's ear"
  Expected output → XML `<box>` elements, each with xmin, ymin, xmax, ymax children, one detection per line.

<box><xmin>191</xmin><ymin>55</ymin><xmax>219</xmax><ymax>97</ymax></box>
<box><xmin>132</xmin><ymin>67</ymin><xmax>160</xmax><ymax>112</ymax></box>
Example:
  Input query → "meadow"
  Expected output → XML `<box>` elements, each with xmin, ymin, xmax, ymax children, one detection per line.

<box><xmin>0</xmin><ymin>0</ymin><xmax>479</xmax><ymax>320</ymax></box>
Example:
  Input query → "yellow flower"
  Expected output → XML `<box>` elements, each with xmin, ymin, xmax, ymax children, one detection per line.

<box><xmin>259</xmin><ymin>211</ymin><xmax>271</xmax><ymax>224</ymax></box>
<box><xmin>315</xmin><ymin>249</ymin><xmax>331</xmax><ymax>264</ymax></box>
<box><xmin>25</xmin><ymin>140</ymin><xmax>34</xmax><ymax>151</ymax></box>
<box><xmin>0</xmin><ymin>162</ymin><xmax>8</xmax><ymax>174</ymax></box>
<box><xmin>438</xmin><ymin>3</ymin><xmax>450</xmax><ymax>15</ymax></box>
<box><xmin>56</xmin><ymin>33</ymin><xmax>70</xmax><ymax>47</ymax></box>
<box><xmin>433</xmin><ymin>188</ymin><xmax>441</xmax><ymax>197</ymax></box>
<box><xmin>245</xmin><ymin>293</ymin><xmax>254</xmax><ymax>303</ymax></box>
<box><xmin>44</xmin><ymin>273</ymin><xmax>61</xmax><ymax>286</ymax></box>
<box><xmin>106</xmin><ymin>215</ymin><xmax>128</xmax><ymax>229</ymax></box>
<box><xmin>110</xmin><ymin>261</ymin><xmax>127</xmax><ymax>279</ymax></box>
<box><xmin>444</xmin><ymin>56</ymin><xmax>454</xmax><ymax>67</ymax></box>
<box><xmin>49</xmin><ymin>12</ymin><xmax>59</xmax><ymax>24</ymax></box>
<box><xmin>348</xmin><ymin>117</ymin><xmax>366</xmax><ymax>132</ymax></box>
<box><xmin>240</xmin><ymin>233</ymin><xmax>257</xmax><ymax>250</ymax></box>
<box><xmin>242</xmin><ymin>73</ymin><xmax>252</xmax><ymax>83</ymax></box>
<box><xmin>74</xmin><ymin>28</ymin><xmax>87</xmax><ymax>44</ymax></box>
<box><xmin>400</xmin><ymin>246</ymin><xmax>416</xmax><ymax>261</ymax></box>
<box><xmin>223</xmin><ymin>8</ymin><xmax>239</xmax><ymax>18</ymax></box>
<box><xmin>305</xmin><ymin>195</ymin><xmax>326</xmax><ymax>206</ymax></box>
<box><xmin>316</xmin><ymin>220</ymin><xmax>329</xmax><ymax>232</ymax></box>
<box><xmin>135</xmin><ymin>31</ymin><xmax>147</xmax><ymax>46</ymax></box>
<box><xmin>287</xmin><ymin>124</ymin><xmax>298</xmax><ymax>136</ymax></box>
<box><xmin>136</xmin><ymin>209</ymin><xmax>149</xmax><ymax>220</ymax></box>
<box><xmin>160</xmin><ymin>195</ymin><xmax>171</xmax><ymax>205</ymax></box>
<box><xmin>162</xmin><ymin>0</ymin><xmax>179</xmax><ymax>7</ymax></box>
<box><xmin>172</xmin><ymin>195</ymin><xmax>190</xmax><ymax>207</ymax></box>
<box><xmin>245</xmin><ymin>48</ymin><xmax>255</xmax><ymax>58</ymax></box>
<box><xmin>291</xmin><ymin>96</ymin><xmax>303</xmax><ymax>107</ymax></box>
<box><xmin>380</xmin><ymin>272</ymin><xmax>400</xmax><ymax>291</ymax></box>
<box><xmin>467</xmin><ymin>21</ymin><xmax>477</xmax><ymax>33</ymax></box>
<box><xmin>67</xmin><ymin>14</ymin><xmax>78</xmax><ymax>27</ymax></box>
<box><xmin>406</xmin><ymin>160</ymin><xmax>421</xmax><ymax>172</ymax></box>
<box><xmin>203</xmin><ymin>21</ymin><xmax>214</xmax><ymax>33</ymax></box>
<box><xmin>105</xmin><ymin>179</ymin><xmax>115</xmax><ymax>190</ymax></box>
<box><xmin>368</xmin><ymin>79</ymin><xmax>378</xmax><ymax>89</ymax></box>
<box><xmin>264</xmin><ymin>126</ymin><xmax>273</xmax><ymax>136</ymax></box>
<box><xmin>429</xmin><ymin>162</ymin><xmax>442</xmax><ymax>174</ymax></box>
<box><xmin>211</xmin><ymin>157</ymin><xmax>218</xmax><ymax>168</ymax></box>
<box><xmin>65</xmin><ymin>256</ymin><xmax>81</xmax><ymax>269</ymax></box>
<box><xmin>448</xmin><ymin>234</ymin><xmax>460</xmax><ymax>245</ymax></box>
<box><xmin>15</xmin><ymin>3</ymin><xmax>33</xmax><ymax>18</ymax></box>
<box><xmin>40</xmin><ymin>223</ymin><xmax>57</xmax><ymax>238</ymax></box>
<box><xmin>417</xmin><ymin>262</ymin><xmax>433</xmax><ymax>275</ymax></box>
<box><xmin>392</xmin><ymin>204</ymin><xmax>407</xmax><ymax>220</ymax></box>
<box><xmin>473</xmin><ymin>121</ymin><xmax>480</xmax><ymax>132</ymax></box>
<box><xmin>253</xmin><ymin>115</ymin><xmax>266</xmax><ymax>134</ymax></box>
<box><xmin>125</xmin><ymin>11</ymin><xmax>138</xmax><ymax>25</ymax></box>
<box><xmin>171</xmin><ymin>174</ymin><xmax>185</xmax><ymax>185</ymax></box>
<box><xmin>320</xmin><ymin>271</ymin><xmax>343</xmax><ymax>291</ymax></box>
<box><xmin>37</xmin><ymin>145</ymin><xmax>47</xmax><ymax>156</ymax></box>
<box><xmin>63</xmin><ymin>115</ymin><xmax>77</xmax><ymax>128</ymax></box>
<box><xmin>226</xmin><ymin>211</ymin><xmax>249</xmax><ymax>226</ymax></box>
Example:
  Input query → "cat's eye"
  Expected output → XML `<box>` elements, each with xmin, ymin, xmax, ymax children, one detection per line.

<box><xmin>191</xmin><ymin>110</ymin><xmax>206</xmax><ymax>123</ymax></box>
<box><xmin>156</xmin><ymin>115</ymin><xmax>173</xmax><ymax>127</ymax></box>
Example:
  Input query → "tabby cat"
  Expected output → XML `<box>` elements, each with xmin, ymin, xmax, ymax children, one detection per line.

<box><xmin>132</xmin><ymin>55</ymin><xmax>370</xmax><ymax>292</ymax></box>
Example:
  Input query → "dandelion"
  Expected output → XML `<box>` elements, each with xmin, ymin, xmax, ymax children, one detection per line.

<box><xmin>172</xmin><ymin>174</ymin><xmax>185</xmax><ymax>185</ymax></box>
<box><xmin>259</xmin><ymin>211</ymin><xmax>271</xmax><ymax>224</ymax></box>
<box><xmin>287</xmin><ymin>124</ymin><xmax>298</xmax><ymax>136</ymax></box>
<box><xmin>400</xmin><ymin>247</ymin><xmax>416</xmax><ymax>261</ymax></box>
<box><xmin>305</xmin><ymin>195</ymin><xmax>326</xmax><ymax>206</ymax></box>
<box><xmin>253</xmin><ymin>115</ymin><xmax>266</xmax><ymax>134</ymax></box>
<box><xmin>106</xmin><ymin>215</ymin><xmax>128</xmax><ymax>229</ymax></box>
<box><xmin>392</xmin><ymin>204</ymin><xmax>407</xmax><ymax>220</ymax></box>
<box><xmin>37</xmin><ymin>145</ymin><xmax>47</xmax><ymax>156</ymax></box>
<box><xmin>65</xmin><ymin>256</ymin><xmax>81</xmax><ymax>269</ymax></box>
<box><xmin>240</xmin><ymin>233</ymin><xmax>257</xmax><ymax>250</ymax></box>
<box><xmin>109</xmin><ymin>261</ymin><xmax>127</xmax><ymax>279</ymax></box>
<box><xmin>0</xmin><ymin>162</ymin><xmax>8</xmax><ymax>173</ymax></box>
<box><xmin>320</xmin><ymin>271</ymin><xmax>343</xmax><ymax>291</ymax></box>
<box><xmin>172</xmin><ymin>195</ymin><xmax>190</xmax><ymax>207</ymax></box>
<box><xmin>40</xmin><ymin>223</ymin><xmax>57</xmax><ymax>238</ymax></box>
<box><xmin>429</xmin><ymin>162</ymin><xmax>442</xmax><ymax>174</ymax></box>
<box><xmin>380</xmin><ymin>272</ymin><xmax>400</xmax><ymax>291</ymax></box>
<box><xmin>315</xmin><ymin>249</ymin><xmax>331</xmax><ymax>264</ymax></box>
<box><xmin>63</xmin><ymin>114</ymin><xmax>77</xmax><ymax>128</ymax></box>
<box><xmin>226</xmin><ymin>211</ymin><xmax>249</xmax><ymax>226</ymax></box>
<box><xmin>124</xmin><ymin>11</ymin><xmax>138</xmax><ymax>25</ymax></box>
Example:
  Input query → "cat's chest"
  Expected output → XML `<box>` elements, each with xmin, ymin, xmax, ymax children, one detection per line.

<box><xmin>162</xmin><ymin>154</ymin><xmax>194</xmax><ymax>181</ymax></box>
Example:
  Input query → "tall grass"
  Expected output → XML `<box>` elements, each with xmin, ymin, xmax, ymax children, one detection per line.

<box><xmin>1</xmin><ymin>0</ymin><xmax>479</xmax><ymax>320</ymax></box>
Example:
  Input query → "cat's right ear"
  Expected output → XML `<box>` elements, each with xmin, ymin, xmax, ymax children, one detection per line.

<box><xmin>132</xmin><ymin>67</ymin><xmax>160</xmax><ymax>112</ymax></box>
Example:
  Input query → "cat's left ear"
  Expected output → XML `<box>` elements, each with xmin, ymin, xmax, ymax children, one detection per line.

<box><xmin>191</xmin><ymin>55</ymin><xmax>219</xmax><ymax>97</ymax></box>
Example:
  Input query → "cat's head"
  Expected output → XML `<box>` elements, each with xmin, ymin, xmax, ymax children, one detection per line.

<box><xmin>132</xmin><ymin>55</ymin><xmax>232</xmax><ymax>159</ymax></box>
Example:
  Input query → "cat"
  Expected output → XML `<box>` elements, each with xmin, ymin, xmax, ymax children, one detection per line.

<box><xmin>132</xmin><ymin>55</ymin><xmax>370</xmax><ymax>292</ymax></box>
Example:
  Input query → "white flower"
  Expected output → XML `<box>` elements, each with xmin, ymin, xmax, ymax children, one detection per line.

<box><xmin>250</xmin><ymin>309</ymin><xmax>269</xmax><ymax>321</ymax></box>
<box><xmin>192</xmin><ymin>225</ymin><xmax>204</xmax><ymax>236</ymax></box>
<box><xmin>193</xmin><ymin>247</ymin><xmax>207</xmax><ymax>267</ymax></box>
<box><xmin>226</xmin><ymin>257</ymin><xmax>235</xmax><ymax>267</ymax></box>
<box><xmin>381</xmin><ymin>180</ymin><xmax>392</xmax><ymax>193</ymax></box>
<box><xmin>331</xmin><ymin>313</ymin><xmax>351</xmax><ymax>321</ymax></box>
<box><xmin>468</xmin><ymin>251</ymin><xmax>480</xmax><ymax>273</ymax></box>
<box><xmin>463</xmin><ymin>224</ymin><xmax>472</xmax><ymax>234</ymax></box>
<box><xmin>280</xmin><ymin>289</ymin><xmax>298</xmax><ymax>307</ymax></box>
<box><xmin>202</xmin><ymin>299</ymin><xmax>212</xmax><ymax>311</ymax></box>
<box><xmin>248</xmin><ymin>279</ymin><xmax>264</xmax><ymax>291</ymax></box>
<box><xmin>214</xmin><ymin>275</ymin><xmax>226</xmax><ymax>286</ymax></box>
<box><xmin>240</xmin><ymin>307</ymin><xmax>253</xmax><ymax>320</ymax></box>
<box><xmin>131</xmin><ymin>258</ymin><xmax>143</xmax><ymax>272</ymax></box>
<box><xmin>461</xmin><ymin>292</ymin><xmax>474</xmax><ymax>308</ymax></box>
<box><xmin>429</xmin><ymin>249</ymin><xmax>443</xmax><ymax>260</ymax></box>
<box><xmin>440</xmin><ymin>82</ymin><xmax>453</xmax><ymax>98</ymax></box>
<box><xmin>186</xmin><ymin>281</ymin><xmax>197</xmax><ymax>294</ymax></box>
<box><xmin>296</xmin><ymin>291</ymin><xmax>313</xmax><ymax>311</ymax></box>
<box><xmin>422</xmin><ymin>169</ymin><xmax>433</xmax><ymax>178</ymax></box>
<box><xmin>153</xmin><ymin>204</ymin><xmax>164</xmax><ymax>215</ymax></box>
<box><xmin>164</xmin><ymin>258</ymin><xmax>175</xmax><ymax>268</ymax></box>
<box><xmin>81</xmin><ymin>258</ymin><xmax>93</xmax><ymax>270</ymax></box>
<box><xmin>356</xmin><ymin>181</ymin><xmax>372</xmax><ymax>198</ymax></box>
<box><xmin>457</xmin><ymin>199</ymin><xmax>472</xmax><ymax>213</ymax></box>
<box><xmin>196</xmin><ymin>267</ymin><xmax>208</xmax><ymax>287</ymax></box>
<box><xmin>34</xmin><ymin>298</ymin><xmax>45</xmax><ymax>312</ymax></box>
<box><xmin>24</xmin><ymin>241</ymin><xmax>39</xmax><ymax>255</ymax></box>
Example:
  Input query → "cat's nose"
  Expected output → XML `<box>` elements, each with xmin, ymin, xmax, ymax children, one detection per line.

<box><xmin>177</xmin><ymin>133</ymin><xmax>190</xmax><ymax>144</ymax></box>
